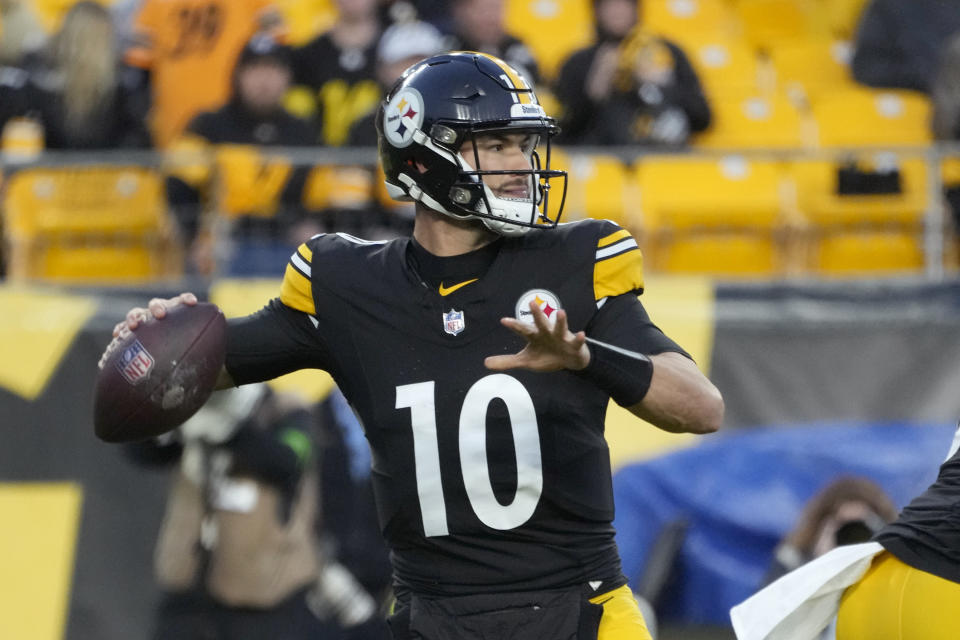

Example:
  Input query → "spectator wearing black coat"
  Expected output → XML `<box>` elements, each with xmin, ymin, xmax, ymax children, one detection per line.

<box><xmin>553</xmin><ymin>0</ymin><xmax>709</xmax><ymax>147</ymax></box>
<box><xmin>0</xmin><ymin>1</ymin><xmax>150</xmax><ymax>150</ymax></box>
<box><xmin>852</xmin><ymin>0</ymin><xmax>960</xmax><ymax>93</ymax></box>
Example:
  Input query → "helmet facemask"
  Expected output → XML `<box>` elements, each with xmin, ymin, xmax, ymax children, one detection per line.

<box><xmin>447</xmin><ymin>128</ymin><xmax>567</xmax><ymax>236</ymax></box>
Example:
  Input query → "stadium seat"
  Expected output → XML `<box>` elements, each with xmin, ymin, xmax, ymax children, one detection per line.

<box><xmin>552</xmin><ymin>149</ymin><xmax>633</xmax><ymax>227</ymax></box>
<box><xmin>685</xmin><ymin>37</ymin><xmax>762</xmax><ymax>99</ymax></box>
<box><xmin>809</xmin><ymin>229</ymin><xmax>925</xmax><ymax>276</ymax></box>
<box><xmin>505</xmin><ymin>0</ymin><xmax>595</xmax><ymax>82</ymax></box>
<box><xmin>638</xmin><ymin>155</ymin><xmax>788</xmax><ymax>229</ymax></box>
<box><xmin>636</xmin><ymin>156</ymin><xmax>793</xmax><ymax>275</ymax></box>
<box><xmin>276</xmin><ymin>0</ymin><xmax>338</xmax><ymax>45</ymax></box>
<box><xmin>813</xmin><ymin>88</ymin><xmax>932</xmax><ymax>147</ymax></box>
<box><xmin>653</xmin><ymin>231</ymin><xmax>782</xmax><ymax>275</ymax></box>
<box><xmin>734</xmin><ymin>0</ymin><xmax>828</xmax><ymax>51</ymax></box>
<box><xmin>693</xmin><ymin>91</ymin><xmax>808</xmax><ymax>149</ymax></box>
<box><xmin>768</xmin><ymin>39</ymin><xmax>856</xmax><ymax>106</ymax></box>
<box><xmin>943</xmin><ymin>156</ymin><xmax>960</xmax><ymax>189</ymax></box>
<box><xmin>791</xmin><ymin>155</ymin><xmax>929</xmax><ymax>226</ymax></box>
<box><xmin>641</xmin><ymin>0</ymin><xmax>738</xmax><ymax>48</ymax></box>
<box><xmin>817</xmin><ymin>0</ymin><xmax>869</xmax><ymax>39</ymax></box>
<box><xmin>3</xmin><ymin>166</ymin><xmax>181</xmax><ymax>282</ymax></box>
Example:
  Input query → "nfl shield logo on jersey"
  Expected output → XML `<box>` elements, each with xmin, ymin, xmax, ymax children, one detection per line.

<box><xmin>116</xmin><ymin>339</ymin><xmax>155</xmax><ymax>385</ymax></box>
<box><xmin>443</xmin><ymin>309</ymin><xmax>465</xmax><ymax>336</ymax></box>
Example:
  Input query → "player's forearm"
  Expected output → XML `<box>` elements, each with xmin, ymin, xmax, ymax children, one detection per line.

<box><xmin>627</xmin><ymin>352</ymin><xmax>723</xmax><ymax>434</ymax></box>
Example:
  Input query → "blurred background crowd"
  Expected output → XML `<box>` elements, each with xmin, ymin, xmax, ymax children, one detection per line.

<box><xmin>0</xmin><ymin>0</ymin><xmax>958</xmax><ymax>281</ymax></box>
<box><xmin>3</xmin><ymin>2</ymin><xmax>960</xmax><ymax>640</ymax></box>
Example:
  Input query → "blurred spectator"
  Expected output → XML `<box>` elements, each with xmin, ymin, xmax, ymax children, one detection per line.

<box><xmin>312</xmin><ymin>389</ymin><xmax>393</xmax><ymax>640</ymax></box>
<box><xmin>125</xmin><ymin>384</ymin><xmax>337</xmax><ymax>640</ymax></box>
<box><xmin>763</xmin><ymin>475</ymin><xmax>898</xmax><ymax>586</ymax></box>
<box><xmin>346</xmin><ymin>19</ymin><xmax>447</xmax><ymax>145</ymax></box>
<box><xmin>851</xmin><ymin>0</ymin><xmax>960</xmax><ymax>93</ymax></box>
<box><xmin>0</xmin><ymin>1</ymin><xmax>150</xmax><ymax>149</ymax></box>
<box><xmin>933</xmin><ymin>33</ymin><xmax>960</xmax><ymax>229</ymax></box>
<box><xmin>126</xmin><ymin>0</ymin><xmax>285</xmax><ymax>147</ymax></box>
<box><xmin>445</xmin><ymin>0</ymin><xmax>540</xmax><ymax>85</ymax></box>
<box><xmin>0</xmin><ymin>0</ymin><xmax>45</xmax><ymax>64</ymax></box>
<box><xmin>166</xmin><ymin>33</ymin><xmax>317</xmax><ymax>275</ymax></box>
<box><xmin>340</xmin><ymin>19</ymin><xmax>446</xmax><ymax>237</ymax></box>
<box><xmin>565</xmin><ymin>20</ymin><xmax>710</xmax><ymax>147</ymax></box>
<box><xmin>553</xmin><ymin>0</ymin><xmax>638</xmax><ymax>145</ymax></box>
<box><xmin>286</xmin><ymin>0</ymin><xmax>382</xmax><ymax>146</ymax></box>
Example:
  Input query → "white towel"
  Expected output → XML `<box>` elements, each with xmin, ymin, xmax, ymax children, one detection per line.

<box><xmin>729</xmin><ymin>541</ymin><xmax>884</xmax><ymax>640</ymax></box>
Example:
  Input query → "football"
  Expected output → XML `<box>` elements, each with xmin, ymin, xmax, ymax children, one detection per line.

<box><xmin>94</xmin><ymin>302</ymin><xmax>227</xmax><ymax>443</ymax></box>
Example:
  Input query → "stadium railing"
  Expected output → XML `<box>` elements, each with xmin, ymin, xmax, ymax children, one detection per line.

<box><xmin>1</xmin><ymin>142</ymin><xmax>958</xmax><ymax>283</ymax></box>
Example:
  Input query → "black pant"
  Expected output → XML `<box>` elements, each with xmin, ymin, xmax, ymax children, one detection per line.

<box><xmin>152</xmin><ymin>588</ymin><xmax>342</xmax><ymax>640</ymax></box>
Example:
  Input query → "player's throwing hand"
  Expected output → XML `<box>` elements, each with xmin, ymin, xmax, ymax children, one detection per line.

<box><xmin>485</xmin><ymin>300</ymin><xmax>591</xmax><ymax>372</ymax></box>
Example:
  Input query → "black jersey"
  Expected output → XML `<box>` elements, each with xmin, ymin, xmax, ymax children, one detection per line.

<box><xmin>875</xmin><ymin>425</ymin><xmax>960</xmax><ymax>584</ymax></box>
<box><xmin>289</xmin><ymin>32</ymin><xmax>380</xmax><ymax>146</ymax></box>
<box><xmin>225</xmin><ymin>219</ymin><xmax>685</xmax><ymax>596</ymax></box>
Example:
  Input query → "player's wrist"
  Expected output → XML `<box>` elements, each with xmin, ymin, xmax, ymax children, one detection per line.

<box><xmin>575</xmin><ymin>342</ymin><xmax>654</xmax><ymax>406</ymax></box>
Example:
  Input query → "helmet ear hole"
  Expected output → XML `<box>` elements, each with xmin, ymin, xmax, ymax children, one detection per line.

<box><xmin>403</xmin><ymin>158</ymin><xmax>428</xmax><ymax>175</ymax></box>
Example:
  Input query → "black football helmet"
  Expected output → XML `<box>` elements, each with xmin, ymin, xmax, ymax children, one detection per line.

<box><xmin>375</xmin><ymin>52</ymin><xmax>567</xmax><ymax>236</ymax></box>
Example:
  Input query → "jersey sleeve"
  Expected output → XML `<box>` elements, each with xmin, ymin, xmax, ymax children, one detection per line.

<box><xmin>280</xmin><ymin>240</ymin><xmax>316</xmax><ymax>315</ymax></box>
<box><xmin>587</xmin><ymin>293</ymin><xmax>691</xmax><ymax>360</ymax></box>
<box><xmin>593</xmin><ymin>226</ymin><xmax>644</xmax><ymax>300</ymax></box>
<box><xmin>225</xmin><ymin>298</ymin><xmax>331</xmax><ymax>385</ymax></box>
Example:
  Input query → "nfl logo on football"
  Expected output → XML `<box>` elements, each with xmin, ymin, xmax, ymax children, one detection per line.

<box><xmin>116</xmin><ymin>339</ymin><xmax>155</xmax><ymax>384</ymax></box>
<box><xmin>443</xmin><ymin>309</ymin><xmax>465</xmax><ymax>336</ymax></box>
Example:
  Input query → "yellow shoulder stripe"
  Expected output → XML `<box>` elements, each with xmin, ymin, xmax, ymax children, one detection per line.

<box><xmin>598</xmin><ymin>228</ymin><xmax>632</xmax><ymax>248</ymax></box>
<box><xmin>298</xmin><ymin>243</ymin><xmax>313</xmax><ymax>262</ymax></box>
<box><xmin>595</xmin><ymin>248</ymin><xmax>645</xmax><ymax>300</ymax></box>
<box><xmin>279</xmin><ymin>243</ymin><xmax>315</xmax><ymax>315</ymax></box>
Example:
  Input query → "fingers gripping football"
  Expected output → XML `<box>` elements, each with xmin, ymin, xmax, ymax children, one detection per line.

<box><xmin>100</xmin><ymin>293</ymin><xmax>198</xmax><ymax>370</ymax></box>
<box><xmin>485</xmin><ymin>300</ymin><xmax>590</xmax><ymax>372</ymax></box>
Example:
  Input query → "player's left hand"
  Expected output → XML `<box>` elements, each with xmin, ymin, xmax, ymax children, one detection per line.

<box><xmin>485</xmin><ymin>300</ymin><xmax>590</xmax><ymax>372</ymax></box>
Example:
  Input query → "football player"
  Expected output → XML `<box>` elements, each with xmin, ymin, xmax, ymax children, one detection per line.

<box><xmin>732</xmin><ymin>424</ymin><xmax>960</xmax><ymax>640</ymax></box>
<box><xmin>105</xmin><ymin>52</ymin><xmax>724</xmax><ymax>640</ymax></box>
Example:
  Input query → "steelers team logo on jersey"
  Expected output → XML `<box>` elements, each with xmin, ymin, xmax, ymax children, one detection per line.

<box><xmin>515</xmin><ymin>289</ymin><xmax>562</xmax><ymax>326</ymax></box>
<box><xmin>384</xmin><ymin>88</ymin><xmax>424</xmax><ymax>148</ymax></box>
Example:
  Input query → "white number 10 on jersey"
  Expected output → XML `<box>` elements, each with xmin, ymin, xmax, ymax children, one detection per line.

<box><xmin>396</xmin><ymin>374</ymin><xmax>544</xmax><ymax>537</ymax></box>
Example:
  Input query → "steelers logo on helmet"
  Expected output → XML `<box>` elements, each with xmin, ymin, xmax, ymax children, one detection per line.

<box><xmin>515</xmin><ymin>289</ymin><xmax>562</xmax><ymax>326</ymax></box>
<box><xmin>384</xmin><ymin>87</ymin><xmax>425</xmax><ymax>148</ymax></box>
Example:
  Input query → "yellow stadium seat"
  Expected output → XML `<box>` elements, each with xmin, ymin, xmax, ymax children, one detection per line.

<box><xmin>686</xmin><ymin>37</ymin><xmax>762</xmax><ymax>99</ymax></box>
<box><xmin>769</xmin><ymin>39</ymin><xmax>856</xmax><ymax>105</ymax></box>
<box><xmin>792</xmin><ymin>155</ymin><xmax>929</xmax><ymax>226</ymax></box>
<box><xmin>653</xmin><ymin>231</ymin><xmax>781</xmax><ymax>275</ymax></box>
<box><xmin>552</xmin><ymin>149</ymin><xmax>633</xmax><ymax>227</ymax></box>
<box><xmin>813</xmin><ymin>88</ymin><xmax>932</xmax><ymax>147</ymax></box>
<box><xmin>817</xmin><ymin>0</ymin><xmax>869</xmax><ymax>39</ymax></box>
<box><xmin>734</xmin><ymin>0</ymin><xmax>828</xmax><ymax>51</ymax></box>
<box><xmin>637</xmin><ymin>156</ymin><xmax>792</xmax><ymax>275</ymax></box>
<box><xmin>638</xmin><ymin>155</ymin><xmax>788</xmax><ymax>229</ymax></box>
<box><xmin>810</xmin><ymin>229</ymin><xmax>925</xmax><ymax>276</ymax></box>
<box><xmin>276</xmin><ymin>0</ymin><xmax>338</xmax><ymax>45</ymax></box>
<box><xmin>641</xmin><ymin>0</ymin><xmax>738</xmax><ymax>47</ymax></box>
<box><xmin>693</xmin><ymin>91</ymin><xmax>807</xmax><ymax>149</ymax></box>
<box><xmin>3</xmin><ymin>166</ymin><xmax>181</xmax><ymax>282</ymax></box>
<box><xmin>505</xmin><ymin>0</ymin><xmax>595</xmax><ymax>82</ymax></box>
<box><xmin>943</xmin><ymin>156</ymin><xmax>960</xmax><ymax>189</ymax></box>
